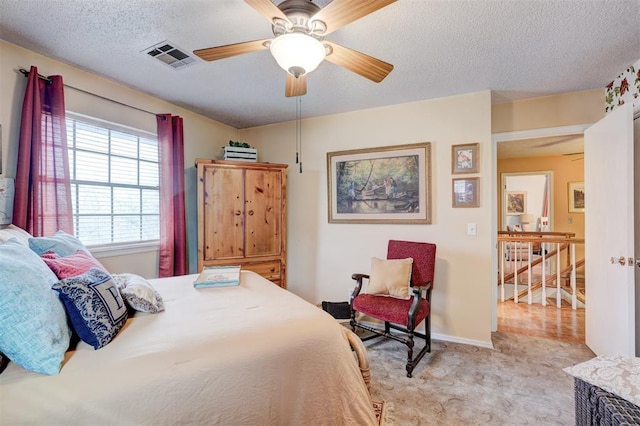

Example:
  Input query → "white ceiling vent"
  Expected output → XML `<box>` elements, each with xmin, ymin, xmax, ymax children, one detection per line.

<box><xmin>141</xmin><ymin>41</ymin><xmax>197</xmax><ymax>70</ymax></box>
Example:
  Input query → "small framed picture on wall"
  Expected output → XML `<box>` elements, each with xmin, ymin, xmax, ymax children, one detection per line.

<box><xmin>568</xmin><ymin>181</ymin><xmax>585</xmax><ymax>213</ymax></box>
<box><xmin>452</xmin><ymin>177</ymin><xmax>479</xmax><ymax>208</ymax></box>
<box><xmin>451</xmin><ymin>143</ymin><xmax>479</xmax><ymax>174</ymax></box>
<box><xmin>506</xmin><ymin>191</ymin><xmax>526</xmax><ymax>215</ymax></box>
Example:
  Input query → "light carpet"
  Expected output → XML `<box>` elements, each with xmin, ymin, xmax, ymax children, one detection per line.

<box><xmin>366</xmin><ymin>332</ymin><xmax>595</xmax><ymax>425</ymax></box>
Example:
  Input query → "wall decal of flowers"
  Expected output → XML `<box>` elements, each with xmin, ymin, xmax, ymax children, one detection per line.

<box><xmin>605</xmin><ymin>59</ymin><xmax>640</xmax><ymax>113</ymax></box>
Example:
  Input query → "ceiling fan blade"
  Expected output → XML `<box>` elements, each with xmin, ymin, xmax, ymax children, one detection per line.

<box><xmin>285</xmin><ymin>74</ymin><xmax>307</xmax><ymax>97</ymax></box>
<box><xmin>245</xmin><ymin>0</ymin><xmax>290</xmax><ymax>24</ymax></box>
<box><xmin>311</xmin><ymin>0</ymin><xmax>397</xmax><ymax>35</ymax></box>
<box><xmin>324</xmin><ymin>41</ymin><xmax>393</xmax><ymax>83</ymax></box>
<box><xmin>193</xmin><ymin>39</ymin><xmax>270</xmax><ymax>62</ymax></box>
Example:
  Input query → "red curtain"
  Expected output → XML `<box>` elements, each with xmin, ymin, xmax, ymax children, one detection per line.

<box><xmin>157</xmin><ymin>114</ymin><xmax>187</xmax><ymax>277</ymax></box>
<box><xmin>13</xmin><ymin>66</ymin><xmax>73</xmax><ymax>237</ymax></box>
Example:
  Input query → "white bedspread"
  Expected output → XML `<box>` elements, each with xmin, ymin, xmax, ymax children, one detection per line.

<box><xmin>1</xmin><ymin>271</ymin><xmax>376</xmax><ymax>425</ymax></box>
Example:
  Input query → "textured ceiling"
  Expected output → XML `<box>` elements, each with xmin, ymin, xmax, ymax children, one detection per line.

<box><xmin>1</xmin><ymin>0</ymin><xmax>639</xmax><ymax>129</ymax></box>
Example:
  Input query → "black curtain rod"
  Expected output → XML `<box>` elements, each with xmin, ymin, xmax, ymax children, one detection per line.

<box><xmin>18</xmin><ymin>68</ymin><xmax>158</xmax><ymax>117</ymax></box>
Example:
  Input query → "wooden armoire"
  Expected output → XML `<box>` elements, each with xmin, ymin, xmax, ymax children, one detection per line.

<box><xmin>196</xmin><ymin>159</ymin><xmax>287</xmax><ymax>288</ymax></box>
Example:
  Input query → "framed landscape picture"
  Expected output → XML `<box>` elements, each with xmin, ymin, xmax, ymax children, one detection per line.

<box><xmin>327</xmin><ymin>142</ymin><xmax>432</xmax><ymax>224</ymax></box>
<box><xmin>506</xmin><ymin>191</ymin><xmax>526</xmax><ymax>215</ymax></box>
<box><xmin>452</xmin><ymin>177</ymin><xmax>479</xmax><ymax>208</ymax></box>
<box><xmin>568</xmin><ymin>181</ymin><xmax>585</xmax><ymax>213</ymax></box>
<box><xmin>451</xmin><ymin>143</ymin><xmax>479</xmax><ymax>174</ymax></box>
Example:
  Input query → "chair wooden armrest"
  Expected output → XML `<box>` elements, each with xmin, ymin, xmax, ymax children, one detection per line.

<box><xmin>350</xmin><ymin>273</ymin><xmax>370</xmax><ymax>300</ymax></box>
<box><xmin>408</xmin><ymin>281</ymin><xmax>432</xmax><ymax>329</ymax></box>
<box><xmin>412</xmin><ymin>281</ymin><xmax>432</xmax><ymax>296</ymax></box>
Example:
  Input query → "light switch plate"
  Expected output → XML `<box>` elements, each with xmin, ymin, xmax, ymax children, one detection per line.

<box><xmin>467</xmin><ymin>223</ymin><xmax>477</xmax><ymax>236</ymax></box>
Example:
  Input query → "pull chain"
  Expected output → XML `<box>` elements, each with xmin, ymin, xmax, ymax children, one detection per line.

<box><xmin>295</xmin><ymin>96</ymin><xmax>299</xmax><ymax>165</ymax></box>
<box><xmin>296</xmin><ymin>96</ymin><xmax>303</xmax><ymax>173</ymax></box>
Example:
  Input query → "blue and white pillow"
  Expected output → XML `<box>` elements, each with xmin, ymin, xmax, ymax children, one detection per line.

<box><xmin>0</xmin><ymin>238</ymin><xmax>71</xmax><ymax>375</ymax></box>
<box><xmin>29</xmin><ymin>230</ymin><xmax>90</xmax><ymax>257</ymax></box>
<box><xmin>52</xmin><ymin>268</ymin><xmax>128</xmax><ymax>349</ymax></box>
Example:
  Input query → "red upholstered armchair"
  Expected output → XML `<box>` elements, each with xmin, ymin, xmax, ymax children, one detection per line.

<box><xmin>350</xmin><ymin>240</ymin><xmax>436</xmax><ymax>378</ymax></box>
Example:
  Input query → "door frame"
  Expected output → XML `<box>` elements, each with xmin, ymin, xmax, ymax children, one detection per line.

<box><xmin>491</xmin><ymin>123</ymin><xmax>592</xmax><ymax>332</ymax></box>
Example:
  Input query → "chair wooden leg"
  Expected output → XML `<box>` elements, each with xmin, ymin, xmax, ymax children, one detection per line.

<box><xmin>406</xmin><ymin>332</ymin><xmax>415</xmax><ymax>377</ymax></box>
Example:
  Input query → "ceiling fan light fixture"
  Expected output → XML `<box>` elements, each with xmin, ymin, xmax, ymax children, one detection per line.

<box><xmin>269</xmin><ymin>32</ymin><xmax>326</xmax><ymax>77</ymax></box>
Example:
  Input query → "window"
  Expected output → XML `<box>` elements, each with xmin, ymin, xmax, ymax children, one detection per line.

<box><xmin>66</xmin><ymin>113</ymin><xmax>159</xmax><ymax>248</ymax></box>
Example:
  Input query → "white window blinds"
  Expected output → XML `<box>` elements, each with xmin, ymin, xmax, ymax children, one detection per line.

<box><xmin>66</xmin><ymin>114</ymin><xmax>159</xmax><ymax>247</ymax></box>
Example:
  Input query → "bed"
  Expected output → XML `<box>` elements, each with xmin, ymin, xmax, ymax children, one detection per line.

<box><xmin>0</xmin><ymin>270</ymin><xmax>376</xmax><ymax>425</ymax></box>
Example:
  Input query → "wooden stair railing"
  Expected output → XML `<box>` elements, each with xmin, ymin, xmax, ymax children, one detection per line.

<box><xmin>502</xmin><ymin>243</ymin><xmax>568</xmax><ymax>283</ymax></box>
<box><xmin>514</xmin><ymin>259</ymin><xmax>585</xmax><ymax>301</ymax></box>
<box><xmin>498</xmin><ymin>232</ymin><xmax>584</xmax><ymax>310</ymax></box>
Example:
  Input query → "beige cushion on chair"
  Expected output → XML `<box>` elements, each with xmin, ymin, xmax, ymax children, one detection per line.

<box><xmin>365</xmin><ymin>257</ymin><xmax>413</xmax><ymax>299</ymax></box>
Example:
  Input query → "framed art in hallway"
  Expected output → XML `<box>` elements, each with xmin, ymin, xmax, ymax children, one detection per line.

<box><xmin>568</xmin><ymin>181</ymin><xmax>585</xmax><ymax>213</ymax></box>
<box><xmin>452</xmin><ymin>177</ymin><xmax>479</xmax><ymax>208</ymax></box>
<box><xmin>451</xmin><ymin>143</ymin><xmax>479</xmax><ymax>174</ymax></box>
<box><xmin>327</xmin><ymin>142</ymin><xmax>432</xmax><ymax>224</ymax></box>
<box><xmin>506</xmin><ymin>191</ymin><xmax>526</xmax><ymax>215</ymax></box>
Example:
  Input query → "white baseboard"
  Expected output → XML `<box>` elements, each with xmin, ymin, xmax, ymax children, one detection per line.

<box><xmin>357</xmin><ymin>318</ymin><xmax>495</xmax><ymax>350</ymax></box>
<box><xmin>432</xmin><ymin>333</ymin><xmax>494</xmax><ymax>350</ymax></box>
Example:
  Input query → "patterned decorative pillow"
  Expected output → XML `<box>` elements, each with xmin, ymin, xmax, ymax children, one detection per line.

<box><xmin>29</xmin><ymin>230</ymin><xmax>89</xmax><ymax>257</ymax></box>
<box><xmin>52</xmin><ymin>268</ymin><xmax>128</xmax><ymax>350</ymax></box>
<box><xmin>0</xmin><ymin>224</ymin><xmax>33</xmax><ymax>246</ymax></box>
<box><xmin>112</xmin><ymin>273</ymin><xmax>165</xmax><ymax>314</ymax></box>
<box><xmin>0</xmin><ymin>239</ymin><xmax>71</xmax><ymax>375</ymax></box>
<box><xmin>41</xmin><ymin>250</ymin><xmax>107</xmax><ymax>279</ymax></box>
<box><xmin>365</xmin><ymin>257</ymin><xmax>413</xmax><ymax>299</ymax></box>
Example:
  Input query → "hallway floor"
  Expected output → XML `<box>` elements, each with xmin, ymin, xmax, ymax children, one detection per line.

<box><xmin>497</xmin><ymin>299</ymin><xmax>585</xmax><ymax>343</ymax></box>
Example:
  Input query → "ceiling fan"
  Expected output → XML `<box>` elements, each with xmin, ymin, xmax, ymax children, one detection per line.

<box><xmin>193</xmin><ymin>0</ymin><xmax>396</xmax><ymax>97</ymax></box>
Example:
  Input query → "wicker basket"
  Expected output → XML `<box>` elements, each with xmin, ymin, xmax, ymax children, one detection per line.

<box><xmin>574</xmin><ymin>377</ymin><xmax>640</xmax><ymax>425</ymax></box>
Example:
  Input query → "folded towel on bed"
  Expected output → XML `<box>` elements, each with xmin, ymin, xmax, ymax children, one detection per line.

<box><xmin>194</xmin><ymin>266</ymin><xmax>241</xmax><ymax>288</ymax></box>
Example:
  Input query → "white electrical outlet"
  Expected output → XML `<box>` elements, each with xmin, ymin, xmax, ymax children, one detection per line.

<box><xmin>467</xmin><ymin>223</ymin><xmax>477</xmax><ymax>236</ymax></box>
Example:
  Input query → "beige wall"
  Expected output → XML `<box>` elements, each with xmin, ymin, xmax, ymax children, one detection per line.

<box><xmin>492</xmin><ymin>89</ymin><xmax>604</xmax><ymax>133</ymax></box>
<box><xmin>0</xmin><ymin>40</ymin><xmax>236</xmax><ymax>277</ymax></box>
<box><xmin>241</xmin><ymin>92</ymin><xmax>494</xmax><ymax>346</ymax></box>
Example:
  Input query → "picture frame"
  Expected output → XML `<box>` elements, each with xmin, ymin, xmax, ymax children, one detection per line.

<box><xmin>451</xmin><ymin>143</ymin><xmax>479</xmax><ymax>174</ymax></box>
<box><xmin>327</xmin><ymin>142</ymin><xmax>432</xmax><ymax>224</ymax></box>
<box><xmin>506</xmin><ymin>191</ymin><xmax>526</xmax><ymax>215</ymax></box>
<box><xmin>568</xmin><ymin>181</ymin><xmax>585</xmax><ymax>213</ymax></box>
<box><xmin>452</xmin><ymin>177</ymin><xmax>479</xmax><ymax>208</ymax></box>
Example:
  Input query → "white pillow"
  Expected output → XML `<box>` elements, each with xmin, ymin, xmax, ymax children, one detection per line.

<box><xmin>112</xmin><ymin>273</ymin><xmax>165</xmax><ymax>314</ymax></box>
<box><xmin>364</xmin><ymin>257</ymin><xmax>413</xmax><ymax>299</ymax></box>
<box><xmin>0</xmin><ymin>224</ymin><xmax>33</xmax><ymax>246</ymax></box>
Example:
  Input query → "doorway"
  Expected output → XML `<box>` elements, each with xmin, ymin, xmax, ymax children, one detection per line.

<box><xmin>492</xmin><ymin>125</ymin><xmax>589</xmax><ymax>341</ymax></box>
<box><xmin>501</xmin><ymin>172</ymin><xmax>552</xmax><ymax>233</ymax></box>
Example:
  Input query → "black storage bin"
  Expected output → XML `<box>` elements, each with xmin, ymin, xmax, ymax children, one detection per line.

<box><xmin>321</xmin><ymin>301</ymin><xmax>351</xmax><ymax>320</ymax></box>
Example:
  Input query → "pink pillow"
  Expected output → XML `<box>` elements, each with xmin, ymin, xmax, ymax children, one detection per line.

<box><xmin>41</xmin><ymin>250</ymin><xmax>107</xmax><ymax>279</ymax></box>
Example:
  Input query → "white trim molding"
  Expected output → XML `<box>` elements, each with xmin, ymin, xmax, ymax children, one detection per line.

<box><xmin>432</xmin><ymin>333</ymin><xmax>495</xmax><ymax>349</ymax></box>
<box><xmin>492</xmin><ymin>123</ymin><xmax>593</xmax><ymax>143</ymax></box>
